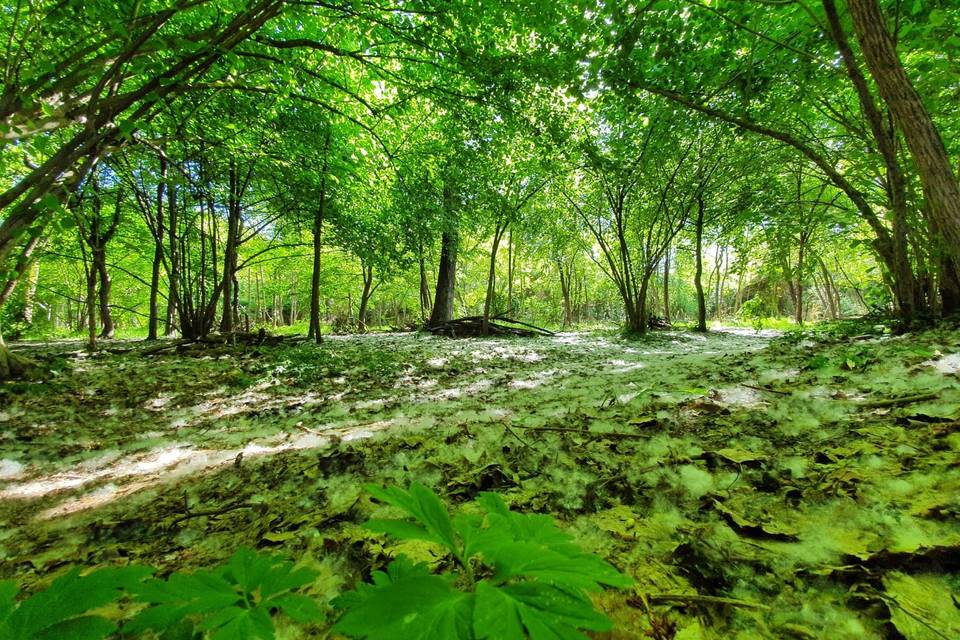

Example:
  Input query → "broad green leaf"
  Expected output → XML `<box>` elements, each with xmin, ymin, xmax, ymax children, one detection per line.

<box><xmin>333</xmin><ymin>570</ymin><xmax>472</xmax><ymax>640</ymax></box>
<box><xmin>365</xmin><ymin>518</ymin><xmax>438</xmax><ymax>544</ymax></box>
<box><xmin>1</xmin><ymin>566</ymin><xmax>151</xmax><ymax>640</ymax></box>
<box><xmin>365</xmin><ymin>483</ymin><xmax>459</xmax><ymax>555</ymax></box>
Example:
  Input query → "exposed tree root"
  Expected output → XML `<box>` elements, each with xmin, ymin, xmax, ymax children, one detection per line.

<box><xmin>0</xmin><ymin>345</ymin><xmax>38</xmax><ymax>380</ymax></box>
<box><xmin>425</xmin><ymin>315</ymin><xmax>555</xmax><ymax>338</ymax></box>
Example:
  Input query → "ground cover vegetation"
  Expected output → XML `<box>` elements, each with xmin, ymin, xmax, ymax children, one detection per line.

<box><xmin>1</xmin><ymin>0</ymin><xmax>959</xmax><ymax>638</ymax></box>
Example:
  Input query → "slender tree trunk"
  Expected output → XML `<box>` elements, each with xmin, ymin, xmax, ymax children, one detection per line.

<box><xmin>220</xmin><ymin>162</ymin><xmax>241</xmax><ymax>334</ymax></box>
<box><xmin>796</xmin><ymin>235</ymin><xmax>806</xmax><ymax>325</ymax></box>
<box><xmin>418</xmin><ymin>250</ymin><xmax>431</xmax><ymax>321</ymax></box>
<box><xmin>85</xmin><ymin>261</ymin><xmax>97</xmax><ymax>352</ymax></box>
<box><xmin>663</xmin><ymin>242</ymin><xmax>671</xmax><ymax>324</ymax></box>
<box><xmin>818</xmin><ymin>257</ymin><xmax>840</xmax><ymax>319</ymax></box>
<box><xmin>358</xmin><ymin>264</ymin><xmax>374</xmax><ymax>333</ymax></box>
<box><xmin>165</xmin><ymin>176</ymin><xmax>179</xmax><ymax>336</ymax></box>
<box><xmin>429</xmin><ymin>229</ymin><xmax>458</xmax><ymax>326</ymax></box>
<box><xmin>93</xmin><ymin>248</ymin><xmax>114</xmax><ymax>338</ymax></box>
<box><xmin>482</xmin><ymin>222</ymin><xmax>506</xmax><ymax>333</ymax></box>
<box><xmin>308</xmin><ymin>130</ymin><xmax>330</xmax><ymax>343</ymax></box>
<box><xmin>507</xmin><ymin>229</ymin><xmax>514</xmax><ymax>316</ymax></box>
<box><xmin>558</xmin><ymin>260</ymin><xmax>573</xmax><ymax>328</ymax></box>
<box><xmin>0</xmin><ymin>235</ymin><xmax>42</xmax><ymax>308</ymax></box>
<box><xmin>22</xmin><ymin>259</ymin><xmax>39</xmax><ymax>325</ymax></box>
<box><xmin>307</xmin><ymin>200</ymin><xmax>324</xmax><ymax>342</ymax></box>
<box><xmin>847</xmin><ymin>0</ymin><xmax>960</xmax><ymax>274</ymax></box>
<box><xmin>694</xmin><ymin>195</ymin><xmax>707</xmax><ymax>332</ymax></box>
<box><xmin>146</xmin><ymin>157</ymin><xmax>166</xmax><ymax>341</ymax></box>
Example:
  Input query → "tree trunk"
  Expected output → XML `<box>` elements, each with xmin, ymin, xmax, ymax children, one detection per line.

<box><xmin>93</xmin><ymin>248</ymin><xmax>114</xmax><ymax>338</ymax></box>
<box><xmin>507</xmin><ymin>229</ymin><xmax>514</xmax><ymax>316</ymax></box>
<box><xmin>220</xmin><ymin>161</ymin><xmax>241</xmax><ymax>334</ymax></box>
<box><xmin>482</xmin><ymin>222</ymin><xmax>506</xmax><ymax>333</ymax></box>
<box><xmin>0</xmin><ymin>235</ymin><xmax>42</xmax><ymax>308</ymax></box>
<box><xmin>694</xmin><ymin>195</ymin><xmax>707</xmax><ymax>332</ymax></box>
<box><xmin>418</xmin><ymin>251</ymin><xmax>431</xmax><ymax>321</ymax></box>
<box><xmin>428</xmin><ymin>229</ymin><xmax>458</xmax><ymax>326</ymax></box>
<box><xmin>146</xmin><ymin>157</ymin><xmax>166</xmax><ymax>341</ymax></box>
<box><xmin>847</xmin><ymin>0</ymin><xmax>960</xmax><ymax>278</ymax></box>
<box><xmin>307</xmin><ymin>201</ymin><xmax>324</xmax><ymax>342</ymax></box>
<box><xmin>308</xmin><ymin>130</ymin><xmax>330</xmax><ymax>343</ymax></box>
<box><xmin>358</xmin><ymin>264</ymin><xmax>374</xmax><ymax>333</ymax></box>
<box><xmin>796</xmin><ymin>234</ymin><xmax>806</xmax><ymax>325</ymax></box>
<box><xmin>824</xmin><ymin>0</ymin><xmax>917</xmax><ymax>323</ymax></box>
<box><xmin>818</xmin><ymin>257</ymin><xmax>840</xmax><ymax>319</ymax></box>
<box><xmin>85</xmin><ymin>261</ymin><xmax>97</xmax><ymax>352</ymax></box>
<box><xmin>165</xmin><ymin>175</ymin><xmax>180</xmax><ymax>336</ymax></box>
<box><xmin>663</xmin><ymin>242</ymin><xmax>671</xmax><ymax>324</ymax></box>
<box><xmin>558</xmin><ymin>261</ymin><xmax>573</xmax><ymax>328</ymax></box>
<box><xmin>22</xmin><ymin>258</ymin><xmax>39</xmax><ymax>325</ymax></box>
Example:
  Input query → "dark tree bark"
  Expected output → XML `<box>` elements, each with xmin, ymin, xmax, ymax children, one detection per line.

<box><xmin>823</xmin><ymin>0</ymin><xmax>916</xmax><ymax>322</ymax></box>
<box><xmin>93</xmin><ymin>247</ymin><xmax>114</xmax><ymax>338</ymax></box>
<box><xmin>428</xmin><ymin>229</ymin><xmax>458</xmax><ymax>326</ymax></box>
<box><xmin>847</xmin><ymin>0</ymin><xmax>960</xmax><ymax>297</ymax></box>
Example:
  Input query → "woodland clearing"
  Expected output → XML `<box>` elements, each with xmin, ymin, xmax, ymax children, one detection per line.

<box><xmin>1</xmin><ymin>326</ymin><xmax>958</xmax><ymax>639</ymax></box>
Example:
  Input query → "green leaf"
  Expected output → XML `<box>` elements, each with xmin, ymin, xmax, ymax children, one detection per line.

<box><xmin>474</xmin><ymin>581</ymin><xmax>610</xmax><ymax>640</ymax></box>
<box><xmin>0</xmin><ymin>580</ymin><xmax>18</xmax><ymax>622</ymax></box>
<box><xmin>333</xmin><ymin>567</ymin><xmax>472</xmax><ymax>640</ymax></box>
<box><xmin>132</xmin><ymin>548</ymin><xmax>316</xmax><ymax>638</ymax></box>
<box><xmin>33</xmin><ymin>615</ymin><xmax>116</xmax><ymax>640</ymax></box>
<box><xmin>474</xmin><ymin>581</ymin><xmax>524</xmax><ymax>639</ymax></box>
<box><xmin>364</xmin><ymin>483</ymin><xmax>459</xmax><ymax>555</ymax></box>
<box><xmin>0</xmin><ymin>566</ymin><xmax>151</xmax><ymax>640</ymax></box>
<box><xmin>267</xmin><ymin>593</ymin><xmax>325</xmax><ymax>623</ymax></box>
<box><xmin>205</xmin><ymin>606</ymin><xmax>275</xmax><ymax>640</ymax></box>
<box><xmin>365</xmin><ymin>518</ymin><xmax>438</xmax><ymax>544</ymax></box>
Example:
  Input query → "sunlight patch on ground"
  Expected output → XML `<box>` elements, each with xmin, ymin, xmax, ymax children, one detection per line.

<box><xmin>924</xmin><ymin>352</ymin><xmax>960</xmax><ymax>374</ymax></box>
<box><xmin>0</xmin><ymin>459</ymin><xmax>25</xmax><ymax>480</ymax></box>
<box><xmin>509</xmin><ymin>369</ymin><xmax>558</xmax><ymax>389</ymax></box>
<box><xmin>606</xmin><ymin>358</ymin><xmax>645</xmax><ymax>373</ymax></box>
<box><xmin>713</xmin><ymin>386</ymin><xmax>765</xmax><ymax>407</ymax></box>
<box><xmin>2</xmin><ymin>418</ymin><xmax>396</xmax><ymax>518</ymax></box>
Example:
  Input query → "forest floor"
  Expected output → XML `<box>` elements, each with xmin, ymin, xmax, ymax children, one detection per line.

<box><xmin>1</xmin><ymin>325</ymin><xmax>959</xmax><ymax>639</ymax></box>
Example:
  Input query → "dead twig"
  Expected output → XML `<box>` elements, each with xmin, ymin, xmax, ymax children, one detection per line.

<box><xmin>628</xmin><ymin>593</ymin><xmax>770</xmax><ymax>610</ymax></box>
<box><xmin>859</xmin><ymin>392</ymin><xmax>939</xmax><ymax>409</ymax></box>
<box><xmin>508</xmin><ymin>424</ymin><xmax>653</xmax><ymax>440</ymax></box>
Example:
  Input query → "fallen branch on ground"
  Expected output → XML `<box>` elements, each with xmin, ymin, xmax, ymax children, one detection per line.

<box><xmin>859</xmin><ymin>392</ymin><xmax>939</xmax><ymax>408</ymax></box>
<box><xmin>142</xmin><ymin>330</ymin><xmax>309</xmax><ymax>356</ymax></box>
<box><xmin>425</xmin><ymin>315</ymin><xmax>555</xmax><ymax>338</ymax></box>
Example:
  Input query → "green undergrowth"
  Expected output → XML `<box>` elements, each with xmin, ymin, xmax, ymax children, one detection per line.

<box><xmin>0</xmin><ymin>327</ymin><xmax>958</xmax><ymax>638</ymax></box>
